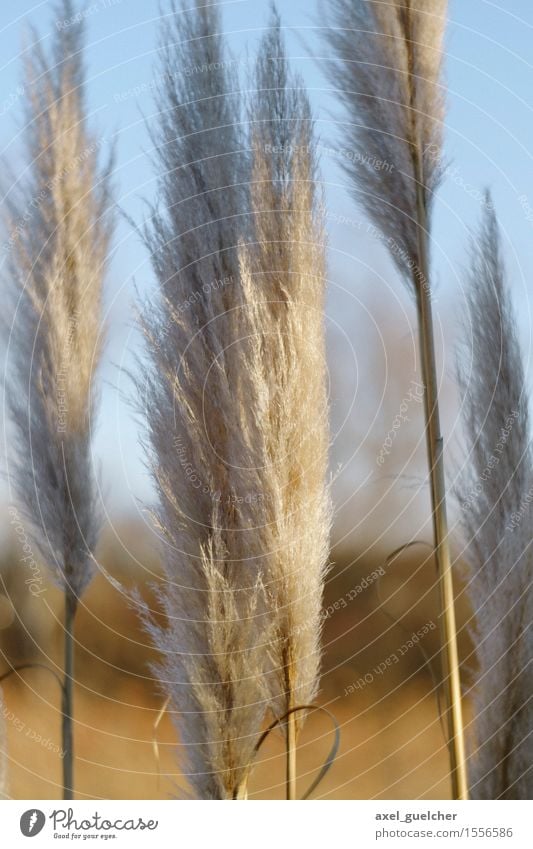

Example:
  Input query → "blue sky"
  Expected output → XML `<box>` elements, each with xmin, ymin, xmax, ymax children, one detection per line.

<box><xmin>1</xmin><ymin>0</ymin><xmax>532</xmax><ymax>544</ymax></box>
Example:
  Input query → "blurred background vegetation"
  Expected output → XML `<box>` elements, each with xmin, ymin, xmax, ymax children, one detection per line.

<box><xmin>0</xmin><ymin>519</ymin><xmax>474</xmax><ymax>799</ymax></box>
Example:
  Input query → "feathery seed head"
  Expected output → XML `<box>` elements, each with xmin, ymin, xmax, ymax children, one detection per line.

<box><xmin>320</xmin><ymin>0</ymin><xmax>447</xmax><ymax>289</ymax></box>
<box><xmin>5</xmin><ymin>1</ymin><xmax>114</xmax><ymax>596</ymax></box>
<box><xmin>139</xmin><ymin>2</ymin><xmax>331</xmax><ymax>795</ymax></box>
<box><xmin>458</xmin><ymin>200</ymin><xmax>533</xmax><ymax>799</ymax></box>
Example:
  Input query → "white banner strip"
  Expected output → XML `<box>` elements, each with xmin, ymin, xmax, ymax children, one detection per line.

<box><xmin>0</xmin><ymin>800</ymin><xmax>529</xmax><ymax>848</ymax></box>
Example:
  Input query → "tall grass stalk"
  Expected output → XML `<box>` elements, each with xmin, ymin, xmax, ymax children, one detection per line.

<box><xmin>320</xmin><ymin>0</ymin><xmax>468</xmax><ymax>798</ymax></box>
<box><xmin>4</xmin><ymin>0</ymin><xmax>114</xmax><ymax>799</ymax></box>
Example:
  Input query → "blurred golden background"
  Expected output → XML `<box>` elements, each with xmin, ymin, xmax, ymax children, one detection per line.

<box><xmin>0</xmin><ymin>519</ymin><xmax>475</xmax><ymax>800</ymax></box>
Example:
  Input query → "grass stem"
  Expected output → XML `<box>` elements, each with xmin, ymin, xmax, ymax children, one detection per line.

<box><xmin>286</xmin><ymin>710</ymin><xmax>297</xmax><ymax>800</ymax></box>
<box><xmin>62</xmin><ymin>588</ymin><xmax>77</xmax><ymax>800</ymax></box>
<box><xmin>414</xmin><ymin>176</ymin><xmax>469</xmax><ymax>801</ymax></box>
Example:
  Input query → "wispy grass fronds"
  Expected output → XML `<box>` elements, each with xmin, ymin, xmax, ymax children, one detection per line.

<box><xmin>138</xmin><ymin>2</ymin><xmax>331</xmax><ymax>799</ymax></box>
<box><xmin>458</xmin><ymin>201</ymin><xmax>533</xmax><ymax>799</ymax></box>
<box><xmin>4</xmin><ymin>0</ymin><xmax>114</xmax><ymax>798</ymax></box>
<box><xmin>144</xmin><ymin>0</ymin><xmax>249</xmax><ymax>302</ymax></box>
<box><xmin>137</xmin><ymin>0</ymin><xmax>270</xmax><ymax>800</ymax></box>
<box><xmin>6</xmin><ymin>0</ymin><xmax>113</xmax><ymax>597</ymax></box>
<box><xmin>146</xmin><ymin>539</ymin><xmax>271</xmax><ymax>800</ymax></box>
<box><xmin>247</xmin><ymin>12</ymin><xmax>331</xmax><ymax>795</ymax></box>
<box><xmin>320</xmin><ymin>0</ymin><xmax>468</xmax><ymax>798</ymax></box>
<box><xmin>320</xmin><ymin>0</ymin><xmax>447</xmax><ymax>289</ymax></box>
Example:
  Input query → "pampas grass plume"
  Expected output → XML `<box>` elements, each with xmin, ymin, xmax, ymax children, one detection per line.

<box><xmin>137</xmin><ymin>1</ymin><xmax>331</xmax><ymax>799</ymax></box>
<box><xmin>458</xmin><ymin>200</ymin><xmax>533</xmax><ymax>799</ymax></box>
